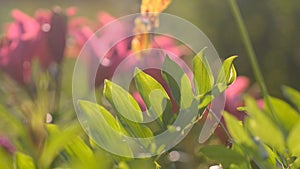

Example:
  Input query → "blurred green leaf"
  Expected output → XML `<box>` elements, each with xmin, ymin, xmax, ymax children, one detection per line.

<box><xmin>217</xmin><ymin>55</ymin><xmax>238</xmax><ymax>85</ymax></box>
<box><xmin>0</xmin><ymin>148</ymin><xmax>13</xmax><ymax>169</ymax></box>
<box><xmin>39</xmin><ymin>124</ymin><xmax>82</xmax><ymax>169</ymax></box>
<box><xmin>245</xmin><ymin>97</ymin><xmax>285</xmax><ymax>153</ymax></box>
<box><xmin>200</xmin><ymin>145</ymin><xmax>245</xmax><ymax>168</ymax></box>
<box><xmin>14</xmin><ymin>152</ymin><xmax>36</xmax><ymax>169</ymax></box>
<box><xmin>193</xmin><ymin>49</ymin><xmax>214</xmax><ymax>96</ymax></box>
<box><xmin>287</xmin><ymin>121</ymin><xmax>300</xmax><ymax>156</ymax></box>
<box><xmin>267</xmin><ymin>97</ymin><xmax>300</xmax><ymax>133</ymax></box>
<box><xmin>65</xmin><ymin>137</ymin><xmax>113</xmax><ymax>169</ymax></box>
<box><xmin>78</xmin><ymin>100</ymin><xmax>132</xmax><ymax>157</ymax></box>
<box><xmin>223</xmin><ymin>112</ymin><xmax>253</xmax><ymax>146</ymax></box>
<box><xmin>282</xmin><ymin>86</ymin><xmax>300</xmax><ymax>112</ymax></box>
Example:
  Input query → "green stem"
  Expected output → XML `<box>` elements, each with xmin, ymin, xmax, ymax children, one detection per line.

<box><xmin>228</xmin><ymin>0</ymin><xmax>277</xmax><ymax>120</ymax></box>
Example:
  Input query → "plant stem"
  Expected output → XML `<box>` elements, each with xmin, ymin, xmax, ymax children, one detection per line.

<box><xmin>228</xmin><ymin>0</ymin><xmax>277</xmax><ymax>120</ymax></box>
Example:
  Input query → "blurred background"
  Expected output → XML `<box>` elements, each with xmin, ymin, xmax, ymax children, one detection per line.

<box><xmin>0</xmin><ymin>1</ymin><xmax>299</xmax><ymax>168</ymax></box>
<box><xmin>0</xmin><ymin>0</ymin><xmax>299</xmax><ymax>97</ymax></box>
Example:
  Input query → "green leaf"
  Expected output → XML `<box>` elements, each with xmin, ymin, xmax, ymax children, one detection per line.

<box><xmin>200</xmin><ymin>145</ymin><xmax>245</xmax><ymax>168</ymax></box>
<box><xmin>39</xmin><ymin>124</ymin><xmax>82</xmax><ymax>169</ymax></box>
<box><xmin>78</xmin><ymin>100</ymin><xmax>132</xmax><ymax>157</ymax></box>
<box><xmin>104</xmin><ymin>80</ymin><xmax>153</xmax><ymax>140</ymax></box>
<box><xmin>134</xmin><ymin>68</ymin><xmax>170</xmax><ymax>108</ymax></box>
<box><xmin>244</xmin><ymin>97</ymin><xmax>285</xmax><ymax>153</ymax></box>
<box><xmin>180</xmin><ymin>74</ymin><xmax>194</xmax><ymax>109</ymax></box>
<box><xmin>161</xmin><ymin>55</ymin><xmax>195</xmax><ymax>109</ymax></box>
<box><xmin>14</xmin><ymin>152</ymin><xmax>36</xmax><ymax>169</ymax></box>
<box><xmin>282</xmin><ymin>86</ymin><xmax>300</xmax><ymax>112</ymax></box>
<box><xmin>134</xmin><ymin>68</ymin><xmax>171</xmax><ymax>126</ymax></box>
<box><xmin>162</xmin><ymin>55</ymin><xmax>184</xmax><ymax>104</ymax></box>
<box><xmin>287</xmin><ymin>121</ymin><xmax>300</xmax><ymax>156</ymax></box>
<box><xmin>104</xmin><ymin>80</ymin><xmax>143</xmax><ymax>122</ymax></box>
<box><xmin>217</xmin><ymin>55</ymin><xmax>238</xmax><ymax>85</ymax></box>
<box><xmin>223</xmin><ymin>112</ymin><xmax>253</xmax><ymax>146</ymax></box>
<box><xmin>267</xmin><ymin>96</ymin><xmax>300</xmax><ymax>134</ymax></box>
<box><xmin>193</xmin><ymin>49</ymin><xmax>214</xmax><ymax>96</ymax></box>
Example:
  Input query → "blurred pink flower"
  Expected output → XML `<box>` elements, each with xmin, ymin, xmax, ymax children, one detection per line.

<box><xmin>0</xmin><ymin>8</ymin><xmax>67</xmax><ymax>85</ymax></box>
<box><xmin>0</xmin><ymin>136</ymin><xmax>15</xmax><ymax>154</ymax></box>
<box><xmin>0</xmin><ymin>9</ymin><xmax>39</xmax><ymax>85</ymax></box>
<box><xmin>34</xmin><ymin>7</ymin><xmax>67</xmax><ymax>69</ymax></box>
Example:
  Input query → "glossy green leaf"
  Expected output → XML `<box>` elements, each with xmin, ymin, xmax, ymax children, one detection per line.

<box><xmin>193</xmin><ymin>49</ymin><xmax>214</xmax><ymax>96</ymax></box>
<box><xmin>104</xmin><ymin>80</ymin><xmax>143</xmax><ymax>122</ymax></box>
<box><xmin>245</xmin><ymin>97</ymin><xmax>285</xmax><ymax>153</ymax></box>
<box><xmin>134</xmin><ymin>68</ymin><xmax>171</xmax><ymax>125</ymax></box>
<box><xmin>180</xmin><ymin>74</ymin><xmax>194</xmax><ymax>109</ymax></box>
<box><xmin>14</xmin><ymin>152</ymin><xmax>36</xmax><ymax>169</ymax></box>
<box><xmin>200</xmin><ymin>145</ymin><xmax>245</xmax><ymax>167</ymax></box>
<box><xmin>134</xmin><ymin>68</ymin><xmax>170</xmax><ymax>107</ymax></box>
<box><xmin>39</xmin><ymin>124</ymin><xmax>82</xmax><ymax>169</ymax></box>
<box><xmin>78</xmin><ymin>100</ymin><xmax>132</xmax><ymax>157</ymax></box>
<box><xmin>287</xmin><ymin>121</ymin><xmax>300</xmax><ymax>156</ymax></box>
<box><xmin>267</xmin><ymin>96</ymin><xmax>300</xmax><ymax>133</ymax></box>
<box><xmin>223</xmin><ymin>112</ymin><xmax>253</xmax><ymax>146</ymax></box>
<box><xmin>217</xmin><ymin>55</ymin><xmax>238</xmax><ymax>85</ymax></box>
<box><xmin>104</xmin><ymin>80</ymin><xmax>153</xmax><ymax>140</ymax></box>
<box><xmin>282</xmin><ymin>86</ymin><xmax>300</xmax><ymax>112</ymax></box>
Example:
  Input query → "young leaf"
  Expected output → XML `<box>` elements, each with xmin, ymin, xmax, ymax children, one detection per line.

<box><xmin>14</xmin><ymin>152</ymin><xmax>36</xmax><ymax>169</ymax></box>
<box><xmin>216</xmin><ymin>55</ymin><xmax>238</xmax><ymax>85</ymax></box>
<box><xmin>134</xmin><ymin>68</ymin><xmax>171</xmax><ymax>126</ymax></box>
<box><xmin>180</xmin><ymin>74</ymin><xmax>194</xmax><ymax>109</ymax></box>
<box><xmin>200</xmin><ymin>145</ymin><xmax>245</xmax><ymax>168</ymax></box>
<box><xmin>193</xmin><ymin>49</ymin><xmax>214</xmax><ymax>96</ymax></box>
<box><xmin>104</xmin><ymin>80</ymin><xmax>143</xmax><ymax>122</ymax></box>
<box><xmin>134</xmin><ymin>68</ymin><xmax>170</xmax><ymax>107</ymax></box>
<box><xmin>282</xmin><ymin>86</ymin><xmax>300</xmax><ymax>112</ymax></box>
<box><xmin>104</xmin><ymin>80</ymin><xmax>153</xmax><ymax>141</ymax></box>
